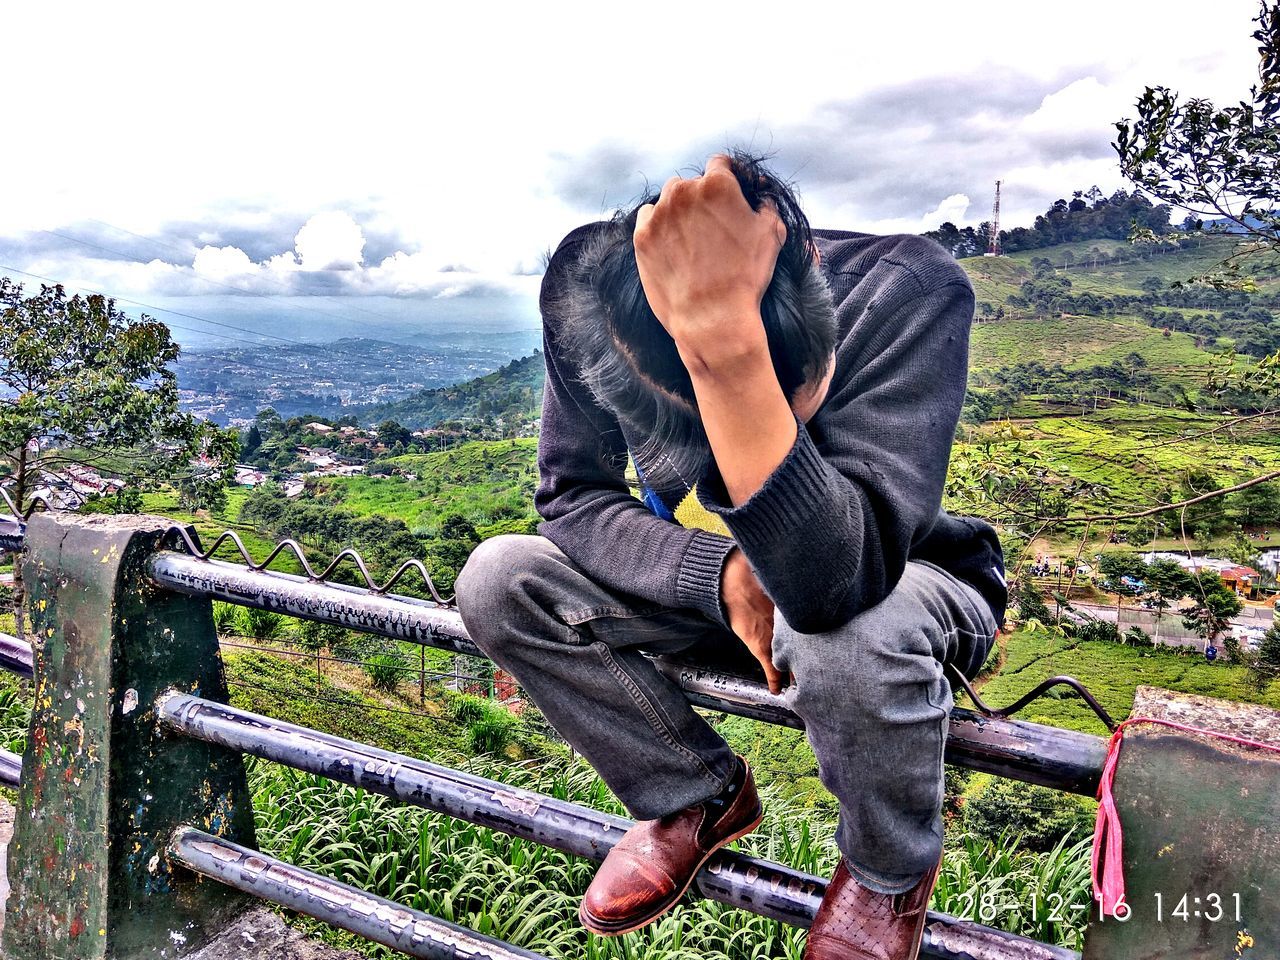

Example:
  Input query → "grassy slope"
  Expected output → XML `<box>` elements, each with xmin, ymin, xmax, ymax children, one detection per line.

<box><xmin>974</xmin><ymin>626</ymin><xmax>1280</xmax><ymax>737</ymax></box>
<box><xmin>963</xmin><ymin>404</ymin><xmax>1280</xmax><ymax>509</ymax></box>
<box><xmin>969</xmin><ymin>315</ymin><xmax>1215</xmax><ymax>383</ymax></box>
<box><xmin>963</xmin><ymin>236</ymin><xmax>1278</xmax><ymax>390</ymax></box>
<box><xmin>314</xmin><ymin>438</ymin><xmax>539</xmax><ymax>535</ymax></box>
<box><xmin>138</xmin><ymin>487</ymin><xmax>308</xmax><ymax>575</ymax></box>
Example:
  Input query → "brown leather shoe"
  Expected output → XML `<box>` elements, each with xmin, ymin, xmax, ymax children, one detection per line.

<box><xmin>803</xmin><ymin>855</ymin><xmax>943</xmax><ymax>960</ymax></box>
<box><xmin>579</xmin><ymin>756</ymin><xmax>763</xmax><ymax>936</ymax></box>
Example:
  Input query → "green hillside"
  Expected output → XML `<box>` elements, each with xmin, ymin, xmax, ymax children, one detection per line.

<box><xmin>357</xmin><ymin>349</ymin><xmax>544</xmax><ymax>432</ymax></box>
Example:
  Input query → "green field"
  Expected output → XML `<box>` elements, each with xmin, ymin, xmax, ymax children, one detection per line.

<box><xmin>970</xmin><ymin>315</ymin><xmax>1216</xmax><ymax>382</ymax></box>
<box><xmin>316</xmin><ymin>438</ymin><xmax>539</xmax><ymax>536</ymax></box>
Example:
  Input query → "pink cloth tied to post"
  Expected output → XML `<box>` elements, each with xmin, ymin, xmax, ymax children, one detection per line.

<box><xmin>1091</xmin><ymin>716</ymin><xmax>1280</xmax><ymax>917</ymax></box>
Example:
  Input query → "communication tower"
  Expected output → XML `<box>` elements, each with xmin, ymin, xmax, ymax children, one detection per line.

<box><xmin>985</xmin><ymin>180</ymin><xmax>1002</xmax><ymax>257</ymax></box>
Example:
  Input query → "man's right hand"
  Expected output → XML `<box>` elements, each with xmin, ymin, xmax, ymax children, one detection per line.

<box><xmin>721</xmin><ymin>547</ymin><xmax>789</xmax><ymax>695</ymax></box>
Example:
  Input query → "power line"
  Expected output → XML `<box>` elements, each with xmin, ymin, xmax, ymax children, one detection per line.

<box><xmin>1</xmin><ymin>262</ymin><xmax>306</xmax><ymax>350</ymax></box>
<box><xmin>27</xmin><ymin>243</ymin><xmax>324</xmax><ymax>348</ymax></box>
<box><xmin>0</xmin><ymin>263</ymin><xmax>398</xmax><ymax>382</ymax></box>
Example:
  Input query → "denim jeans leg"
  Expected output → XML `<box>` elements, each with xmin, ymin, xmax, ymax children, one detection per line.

<box><xmin>770</xmin><ymin>560</ymin><xmax>997</xmax><ymax>895</ymax></box>
<box><xmin>454</xmin><ymin>533</ymin><xmax>741</xmax><ymax>820</ymax></box>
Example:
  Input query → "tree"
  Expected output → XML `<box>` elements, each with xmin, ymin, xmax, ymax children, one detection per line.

<box><xmin>377</xmin><ymin>419</ymin><xmax>412</xmax><ymax>449</ymax></box>
<box><xmin>1013</xmin><ymin>575</ymin><xmax>1051</xmax><ymax>625</ymax></box>
<box><xmin>1250</xmin><ymin>624</ymin><xmax>1280</xmax><ymax>687</ymax></box>
<box><xmin>1181</xmin><ymin>571</ymin><xmax>1244</xmax><ymax>648</ymax></box>
<box><xmin>1234</xmin><ymin>481</ymin><xmax>1280</xmax><ymax>525</ymax></box>
<box><xmin>1143</xmin><ymin>558</ymin><xmax>1195</xmax><ymax>643</ymax></box>
<box><xmin>1115</xmin><ymin>1</ymin><xmax>1280</xmax><ymax>287</ymax></box>
<box><xmin>440</xmin><ymin>513</ymin><xmax>479</xmax><ymax>543</ymax></box>
<box><xmin>241</xmin><ymin>423</ymin><xmax>262</xmax><ymax>459</ymax></box>
<box><xmin>0</xmin><ymin>279</ymin><xmax>237</xmax><ymax>638</ymax></box>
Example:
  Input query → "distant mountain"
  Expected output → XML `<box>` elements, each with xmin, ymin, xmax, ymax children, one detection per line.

<box><xmin>1192</xmin><ymin>214</ymin><xmax>1277</xmax><ymax>236</ymax></box>
<box><xmin>356</xmin><ymin>350</ymin><xmax>545</xmax><ymax>430</ymax></box>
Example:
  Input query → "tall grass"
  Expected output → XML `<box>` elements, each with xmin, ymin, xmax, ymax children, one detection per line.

<box><xmin>0</xmin><ymin>661</ymin><xmax>1092</xmax><ymax>956</ymax></box>
<box><xmin>247</xmin><ymin>752</ymin><xmax>1091</xmax><ymax>959</ymax></box>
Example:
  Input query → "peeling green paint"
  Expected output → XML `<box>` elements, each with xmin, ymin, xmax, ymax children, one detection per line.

<box><xmin>4</xmin><ymin>514</ymin><xmax>256</xmax><ymax>959</ymax></box>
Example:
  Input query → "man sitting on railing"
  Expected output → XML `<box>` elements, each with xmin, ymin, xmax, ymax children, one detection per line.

<box><xmin>455</xmin><ymin>150</ymin><xmax>1006</xmax><ymax>960</ymax></box>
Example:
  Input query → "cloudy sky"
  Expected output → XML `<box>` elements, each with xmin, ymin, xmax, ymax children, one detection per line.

<box><xmin>1</xmin><ymin>1</ymin><xmax>1264</xmax><ymax>349</ymax></box>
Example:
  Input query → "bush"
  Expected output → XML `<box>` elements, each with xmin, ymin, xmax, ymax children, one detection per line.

<box><xmin>1123</xmin><ymin>626</ymin><xmax>1153</xmax><ymax>647</ymax></box>
<box><xmin>961</xmin><ymin>774</ymin><xmax>1097</xmax><ymax>853</ymax></box>
<box><xmin>212</xmin><ymin>601</ymin><xmax>240</xmax><ymax>635</ymax></box>
<box><xmin>451</xmin><ymin>693</ymin><xmax>491</xmax><ymax>726</ymax></box>
<box><xmin>294</xmin><ymin>618</ymin><xmax>348</xmax><ymax>654</ymax></box>
<box><xmin>364</xmin><ymin>651</ymin><xmax>409</xmax><ymax>692</ymax></box>
<box><xmin>1073</xmin><ymin>619</ymin><xmax>1120</xmax><ymax>644</ymax></box>
<box><xmin>240</xmin><ymin>607</ymin><xmax>285</xmax><ymax>641</ymax></box>
<box><xmin>468</xmin><ymin>712</ymin><xmax>516</xmax><ymax>755</ymax></box>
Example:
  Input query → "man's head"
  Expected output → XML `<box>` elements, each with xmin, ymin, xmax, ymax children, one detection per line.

<box><xmin>554</xmin><ymin>149</ymin><xmax>838</xmax><ymax>492</ymax></box>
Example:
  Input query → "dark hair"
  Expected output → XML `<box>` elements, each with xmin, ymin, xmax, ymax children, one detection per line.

<box><xmin>554</xmin><ymin>149</ymin><xmax>837</xmax><ymax>493</ymax></box>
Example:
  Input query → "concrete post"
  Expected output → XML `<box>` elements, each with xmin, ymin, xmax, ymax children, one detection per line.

<box><xmin>1083</xmin><ymin>685</ymin><xmax>1280</xmax><ymax>959</ymax></box>
<box><xmin>4</xmin><ymin>513</ymin><xmax>256</xmax><ymax>959</ymax></box>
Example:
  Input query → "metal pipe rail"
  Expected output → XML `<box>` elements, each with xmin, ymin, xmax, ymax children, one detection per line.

<box><xmin>3</xmin><ymin>514</ymin><xmax>1098</xmax><ymax>960</ymax></box>
<box><xmin>159</xmin><ymin>693</ymin><xmax>1079</xmax><ymax>960</ymax></box>
<box><xmin>0</xmin><ymin>632</ymin><xmax>33</xmax><ymax>680</ymax></box>
<box><xmin>0</xmin><ymin>747</ymin><xmax>20</xmax><ymax>788</ymax></box>
<box><xmin>170</xmin><ymin>828</ymin><xmax>549</xmax><ymax>960</ymax></box>
<box><xmin>150</xmin><ymin>551</ymin><xmax>1110</xmax><ymax>795</ymax></box>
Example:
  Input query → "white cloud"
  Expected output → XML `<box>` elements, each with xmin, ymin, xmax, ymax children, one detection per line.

<box><xmin>0</xmin><ymin>0</ymin><xmax>1264</xmax><ymax>325</ymax></box>
<box><xmin>192</xmin><ymin>245</ymin><xmax>257</xmax><ymax>282</ymax></box>
<box><xmin>293</xmin><ymin>212</ymin><xmax>366</xmax><ymax>271</ymax></box>
<box><xmin>854</xmin><ymin>194</ymin><xmax>974</xmax><ymax>235</ymax></box>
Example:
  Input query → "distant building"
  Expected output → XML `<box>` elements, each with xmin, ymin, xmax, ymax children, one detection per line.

<box><xmin>306</xmin><ymin>422</ymin><xmax>334</xmax><ymax>434</ymax></box>
<box><xmin>233</xmin><ymin>466</ymin><xmax>269</xmax><ymax>487</ymax></box>
<box><xmin>1141</xmin><ymin>551</ymin><xmax>1261</xmax><ymax>596</ymax></box>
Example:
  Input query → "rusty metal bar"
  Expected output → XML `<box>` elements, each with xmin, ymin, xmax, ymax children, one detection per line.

<box><xmin>0</xmin><ymin>517</ymin><xmax>23</xmax><ymax>554</ymax></box>
<box><xmin>149</xmin><ymin>552</ymin><xmax>1109</xmax><ymax>794</ymax></box>
<box><xmin>158</xmin><ymin>693</ymin><xmax>1080</xmax><ymax>960</ymax></box>
<box><xmin>168</xmin><ymin>827</ymin><xmax>548</xmax><ymax>960</ymax></box>
<box><xmin>0</xmin><ymin>748</ymin><xmax>21</xmax><ymax>788</ymax></box>
<box><xmin>0</xmin><ymin>632</ymin><xmax>33</xmax><ymax>680</ymax></box>
<box><xmin>652</xmin><ymin>658</ymin><xmax>1108</xmax><ymax>794</ymax></box>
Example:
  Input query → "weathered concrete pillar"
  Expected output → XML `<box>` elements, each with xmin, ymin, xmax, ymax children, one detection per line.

<box><xmin>4</xmin><ymin>513</ymin><xmax>256</xmax><ymax>959</ymax></box>
<box><xmin>1083</xmin><ymin>685</ymin><xmax>1280</xmax><ymax>959</ymax></box>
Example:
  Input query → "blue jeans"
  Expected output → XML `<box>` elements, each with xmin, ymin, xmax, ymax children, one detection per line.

<box><xmin>455</xmin><ymin>534</ymin><xmax>996</xmax><ymax>895</ymax></box>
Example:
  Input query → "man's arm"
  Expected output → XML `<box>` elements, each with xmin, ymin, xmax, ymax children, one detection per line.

<box><xmin>533</xmin><ymin>224</ymin><xmax>738</xmax><ymax>628</ymax></box>
<box><xmin>695</xmin><ymin>243</ymin><xmax>975</xmax><ymax>634</ymax></box>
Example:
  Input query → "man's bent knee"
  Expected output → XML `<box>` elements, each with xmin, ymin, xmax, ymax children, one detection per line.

<box><xmin>773</xmin><ymin>566</ymin><xmax>951</xmax><ymax>723</ymax></box>
<box><xmin>454</xmin><ymin>534</ymin><xmax>553</xmax><ymax>643</ymax></box>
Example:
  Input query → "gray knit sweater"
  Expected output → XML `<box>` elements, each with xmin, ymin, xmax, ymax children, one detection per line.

<box><xmin>533</xmin><ymin>223</ymin><xmax>1006</xmax><ymax>635</ymax></box>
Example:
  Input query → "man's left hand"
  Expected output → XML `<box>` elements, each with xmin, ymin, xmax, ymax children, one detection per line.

<box><xmin>633</xmin><ymin>154</ymin><xmax>786</xmax><ymax>371</ymax></box>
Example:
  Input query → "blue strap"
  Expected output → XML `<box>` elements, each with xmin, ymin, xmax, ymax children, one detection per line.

<box><xmin>633</xmin><ymin>456</ymin><xmax>675</xmax><ymax>521</ymax></box>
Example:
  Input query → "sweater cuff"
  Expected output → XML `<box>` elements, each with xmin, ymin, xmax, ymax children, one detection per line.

<box><xmin>675</xmin><ymin>529</ymin><xmax>738</xmax><ymax>629</ymax></box>
<box><xmin>695</xmin><ymin>412</ymin><xmax>830</xmax><ymax>544</ymax></box>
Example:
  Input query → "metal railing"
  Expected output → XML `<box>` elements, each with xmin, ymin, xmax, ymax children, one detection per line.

<box><xmin>0</xmin><ymin>509</ymin><xmax>1096</xmax><ymax>960</ymax></box>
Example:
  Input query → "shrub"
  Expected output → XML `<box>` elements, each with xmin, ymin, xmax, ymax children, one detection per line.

<box><xmin>451</xmin><ymin>693</ymin><xmax>491</xmax><ymax>726</ymax></box>
<box><xmin>1123</xmin><ymin>626</ymin><xmax>1153</xmax><ymax>647</ymax></box>
<box><xmin>240</xmin><ymin>607</ymin><xmax>285</xmax><ymax>641</ymax></box>
<box><xmin>211</xmin><ymin>601</ymin><xmax>240</xmax><ymax>635</ymax></box>
<box><xmin>294</xmin><ymin>619</ymin><xmax>348</xmax><ymax>654</ymax></box>
<box><xmin>961</xmin><ymin>774</ymin><xmax>1096</xmax><ymax>853</ymax></box>
<box><xmin>1073</xmin><ymin>619</ymin><xmax>1120</xmax><ymax>644</ymax></box>
<box><xmin>468</xmin><ymin>712</ymin><xmax>516</xmax><ymax>755</ymax></box>
<box><xmin>364</xmin><ymin>651</ymin><xmax>409</xmax><ymax>692</ymax></box>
